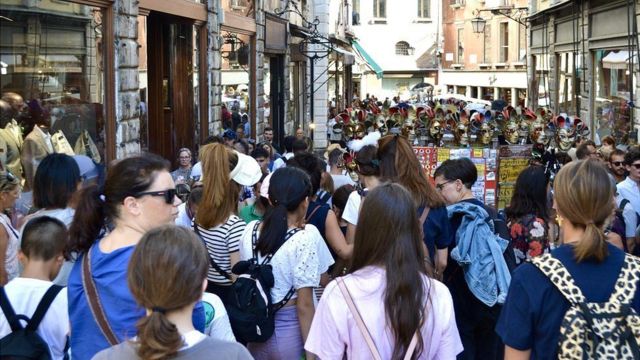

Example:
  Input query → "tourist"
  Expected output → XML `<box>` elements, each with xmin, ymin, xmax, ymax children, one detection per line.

<box><xmin>93</xmin><ymin>225</ymin><xmax>251</xmax><ymax>360</ymax></box>
<box><xmin>175</xmin><ymin>185</ymin><xmax>203</xmax><ymax>229</ymax></box>
<box><xmin>0</xmin><ymin>171</ymin><xmax>20</xmax><ymax>285</ymax></box>
<box><xmin>171</xmin><ymin>148</ymin><xmax>193</xmax><ymax>184</ymax></box>
<box><xmin>306</xmin><ymin>183</ymin><xmax>463</xmax><ymax>359</ymax></box>
<box><xmin>326</xmin><ymin>145</ymin><xmax>355</xmax><ymax>189</ymax></box>
<box><xmin>609</xmin><ymin>148</ymin><xmax>627</xmax><ymax>183</ymax></box>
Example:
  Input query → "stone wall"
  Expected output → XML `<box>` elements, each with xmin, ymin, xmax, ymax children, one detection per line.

<box><xmin>208</xmin><ymin>0</ymin><xmax>222</xmax><ymax>136</ymax></box>
<box><xmin>114</xmin><ymin>0</ymin><xmax>141</xmax><ymax>158</ymax></box>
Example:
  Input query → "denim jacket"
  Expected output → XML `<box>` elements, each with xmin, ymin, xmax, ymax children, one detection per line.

<box><xmin>447</xmin><ymin>202</ymin><xmax>511</xmax><ymax>306</ymax></box>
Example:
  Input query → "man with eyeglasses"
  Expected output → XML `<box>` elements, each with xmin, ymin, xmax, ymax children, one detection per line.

<box><xmin>608</xmin><ymin>149</ymin><xmax>627</xmax><ymax>183</ymax></box>
<box><xmin>617</xmin><ymin>146</ymin><xmax>640</xmax><ymax>254</ymax></box>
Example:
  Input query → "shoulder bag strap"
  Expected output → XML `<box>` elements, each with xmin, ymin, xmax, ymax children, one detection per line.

<box><xmin>0</xmin><ymin>286</ymin><xmax>23</xmax><ymax>331</ymax></box>
<box><xmin>337</xmin><ymin>277</ymin><xmax>383</xmax><ymax>360</ymax></box>
<box><xmin>403</xmin><ymin>333</ymin><xmax>419</xmax><ymax>360</ymax></box>
<box><xmin>26</xmin><ymin>285</ymin><xmax>64</xmax><ymax>331</ymax></box>
<box><xmin>419</xmin><ymin>207</ymin><xmax>430</xmax><ymax>227</ymax></box>
<box><xmin>305</xmin><ymin>204</ymin><xmax>322</xmax><ymax>223</ymax></box>
<box><xmin>81</xmin><ymin>249</ymin><xmax>120</xmax><ymax>346</ymax></box>
<box><xmin>608</xmin><ymin>254</ymin><xmax>640</xmax><ymax>304</ymax></box>
<box><xmin>531</xmin><ymin>253</ymin><xmax>586</xmax><ymax>304</ymax></box>
<box><xmin>193</xmin><ymin>222</ymin><xmax>233</xmax><ymax>281</ymax></box>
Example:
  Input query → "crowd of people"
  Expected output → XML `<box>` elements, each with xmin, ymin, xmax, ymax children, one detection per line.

<box><xmin>0</xmin><ymin>119</ymin><xmax>639</xmax><ymax>359</ymax></box>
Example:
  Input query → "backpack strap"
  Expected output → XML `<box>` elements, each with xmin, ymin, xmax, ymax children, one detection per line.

<box><xmin>193</xmin><ymin>222</ymin><xmax>233</xmax><ymax>281</ymax></box>
<box><xmin>82</xmin><ymin>248</ymin><xmax>120</xmax><ymax>346</ymax></box>
<box><xmin>531</xmin><ymin>253</ymin><xmax>586</xmax><ymax>304</ymax></box>
<box><xmin>0</xmin><ymin>286</ymin><xmax>22</xmax><ymax>331</ymax></box>
<box><xmin>305</xmin><ymin>205</ymin><xmax>322</xmax><ymax>223</ymax></box>
<box><xmin>251</xmin><ymin>221</ymin><xmax>261</xmax><ymax>259</ymax></box>
<box><xmin>262</xmin><ymin>227</ymin><xmax>303</xmax><ymax>265</ymax></box>
<box><xmin>608</xmin><ymin>254</ymin><xmax>640</xmax><ymax>304</ymax></box>
<box><xmin>620</xmin><ymin>198</ymin><xmax>630</xmax><ymax>211</ymax></box>
<box><xmin>26</xmin><ymin>285</ymin><xmax>64</xmax><ymax>332</ymax></box>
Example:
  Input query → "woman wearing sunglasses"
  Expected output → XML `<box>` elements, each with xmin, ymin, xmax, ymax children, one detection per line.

<box><xmin>66</xmin><ymin>153</ymin><xmax>205</xmax><ymax>360</ymax></box>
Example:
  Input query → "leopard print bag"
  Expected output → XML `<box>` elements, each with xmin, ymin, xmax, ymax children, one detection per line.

<box><xmin>531</xmin><ymin>253</ymin><xmax>640</xmax><ymax>359</ymax></box>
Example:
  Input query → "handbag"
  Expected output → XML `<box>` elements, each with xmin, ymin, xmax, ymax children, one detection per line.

<box><xmin>336</xmin><ymin>277</ymin><xmax>418</xmax><ymax>360</ymax></box>
<box><xmin>81</xmin><ymin>248</ymin><xmax>119</xmax><ymax>346</ymax></box>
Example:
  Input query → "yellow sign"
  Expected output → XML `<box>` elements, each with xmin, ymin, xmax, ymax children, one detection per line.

<box><xmin>498</xmin><ymin>158</ymin><xmax>529</xmax><ymax>183</ymax></box>
<box><xmin>437</xmin><ymin>148</ymin><xmax>450</xmax><ymax>163</ymax></box>
<box><xmin>473</xmin><ymin>149</ymin><xmax>484</xmax><ymax>158</ymax></box>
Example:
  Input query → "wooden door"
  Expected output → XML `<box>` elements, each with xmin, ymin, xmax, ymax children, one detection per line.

<box><xmin>147</xmin><ymin>13</ymin><xmax>195</xmax><ymax>161</ymax></box>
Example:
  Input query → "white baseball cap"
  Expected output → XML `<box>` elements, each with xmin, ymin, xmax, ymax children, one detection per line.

<box><xmin>230</xmin><ymin>151</ymin><xmax>262</xmax><ymax>186</ymax></box>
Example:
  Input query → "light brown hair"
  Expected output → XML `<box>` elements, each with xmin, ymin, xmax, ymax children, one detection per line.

<box><xmin>378</xmin><ymin>135</ymin><xmax>445</xmax><ymax>208</ymax></box>
<box><xmin>554</xmin><ymin>160</ymin><xmax>613</xmax><ymax>262</ymax></box>
<box><xmin>128</xmin><ymin>225</ymin><xmax>208</xmax><ymax>360</ymax></box>
<box><xmin>196</xmin><ymin>143</ymin><xmax>240</xmax><ymax>228</ymax></box>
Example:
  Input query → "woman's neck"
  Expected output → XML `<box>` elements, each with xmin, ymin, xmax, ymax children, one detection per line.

<box><xmin>361</xmin><ymin>175</ymin><xmax>380</xmax><ymax>189</ymax></box>
<box><xmin>561</xmin><ymin>221</ymin><xmax>585</xmax><ymax>245</ymax></box>
<box><xmin>287</xmin><ymin>211</ymin><xmax>304</xmax><ymax>229</ymax></box>
<box><xmin>99</xmin><ymin>222</ymin><xmax>145</xmax><ymax>252</ymax></box>
<box><xmin>164</xmin><ymin>305</ymin><xmax>197</xmax><ymax>335</ymax></box>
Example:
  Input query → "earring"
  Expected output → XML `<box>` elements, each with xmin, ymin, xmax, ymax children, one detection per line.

<box><xmin>556</xmin><ymin>215</ymin><xmax>564</xmax><ymax>227</ymax></box>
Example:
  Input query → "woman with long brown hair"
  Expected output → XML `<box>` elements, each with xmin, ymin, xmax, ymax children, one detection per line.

<box><xmin>194</xmin><ymin>143</ymin><xmax>261</xmax><ymax>301</ymax></box>
<box><xmin>93</xmin><ymin>225</ymin><xmax>251</xmax><ymax>360</ymax></box>
<box><xmin>378</xmin><ymin>134</ymin><xmax>451</xmax><ymax>274</ymax></box>
<box><xmin>497</xmin><ymin>160</ymin><xmax>640</xmax><ymax>359</ymax></box>
<box><xmin>306</xmin><ymin>183</ymin><xmax>462</xmax><ymax>359</ymax></box>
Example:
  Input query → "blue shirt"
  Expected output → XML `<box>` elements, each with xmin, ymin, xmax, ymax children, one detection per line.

<box><xmin>68</xmin><ymin>242</ymin><xmax>206</xmax><ymax>360</ymax></box>
<box><xmin>418</xmin><ymin>205</ymin><xmax>454</xmax><ymax>261</ymax></box>
<box><xmin>496</xmin><ymin>243</ymin><xmax>640</xmax><ymax>359</ymax></box>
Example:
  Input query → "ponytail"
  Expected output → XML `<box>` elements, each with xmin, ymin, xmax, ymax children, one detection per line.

<box><xmin>135</xmin><ymin>311</ymin><xmax>182</xmax><ymax>360</ymax></box>
<box><xmin>68</xmin><ymin>184</ymin><xmax>106</xmax><ymax>256</ymax></box>
<box><xmin>197</xmin><ymin>143</ymin><xmax>239</xmax><ymax>228</ymax></box>
<box><xmin>574</xmin><ymin>221</ymin><xmax>608</xmax><ymax>262</ymax></box>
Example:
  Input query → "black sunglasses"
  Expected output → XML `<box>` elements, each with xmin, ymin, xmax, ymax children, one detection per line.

<box><xmin>633</xmin><ymin>163</ymin><xmax>640</xmax><ymax>170</ymax></box>
<box><xmin>133</xmin><ymin>189</ymin><xmax>177</xmax><ymax>204</ymax></box>
<box><xmin>611</xmin><ymin>161</ymin><xmax>624</xmax><ymax>167</ymax></box>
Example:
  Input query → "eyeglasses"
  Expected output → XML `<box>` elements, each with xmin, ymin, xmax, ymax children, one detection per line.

<box><xmin>133</xmin><ymin>189</ymin><xmax>177</xmax><ymax>204</ymax></box>
<box><xmin>435</xmin><ymin>180</ymin><xmax>454</xmax><ymax>191</ymax></box>
<box><xmin>611</xmin><ymin>161</ymin><xmax>624</xmax><ymax>167</ymax></box>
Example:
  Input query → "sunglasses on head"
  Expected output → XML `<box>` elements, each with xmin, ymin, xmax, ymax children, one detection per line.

<box><xmin>133</xmin><ymin>188</ymin><xmax>177</xmax><ymax>204</ymax></box>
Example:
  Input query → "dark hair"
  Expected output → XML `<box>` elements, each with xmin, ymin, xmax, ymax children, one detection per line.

<box><xmin>328</xmin><ymin>149</ymin><xmax>344</xmax><ymax>166</ymax></box>
<box><xmin>292</xmin><ymin>139</ymin><xmax>308</xmax><ymax>153</ymax></box>
<box><xmin>354</xmin><ymin>145</ymin><xmax>380</xmax><ymax>177</ymax></box>
<box><xmin>433</xmin><ymin>158</ymin><xmax>477</xmax><ymax>189</ymax></box>
<box><xmin>263</xmin><ymin>126</ymin><xmax>273</xmax><ymax>133</ymax></box>
<box><xmin>33</xmin><ymin>153</ymin><xmax>81</xmax><ymax>210</ymax></box>
<box><xmin>21</xmin><ymin>216</ymin><xmax>68</xmax><ymax>261</ymax></box>
<box><xmin>378</xmin><ymin>135</ymin><xmax>445</xmax><ymax>208</ymax></box>
<box><xmin>256</xmin><ymin>167</ymin><xmax>312</xmax><ymax>255</ymax></box>
<box><xmin>68</xmin><ymin>153</ymin><xmax>170</xmax><ymax>255</ymax></box>
<box><xmin>505</xmin><ymin>166</ymin><xmax>550</xmax><ymax>221</ymax></box>
<box><xmin>129</xmin><ymin>225</ymin><xmax>208</xmax><ymax>360</ymax></box>
<box><xmin>350</xmin><ymin>183</ymin><xmax>429</xmax><ymax>359</ymax></box>
<box><xmin>187</xmin><ymin>186</ymin><xmax>204</xmax><ymax>206</ymax></box>
<box><xmin>609</xmin><ymin>148</ymin><xmax>625</xmax><ymax>160</ymax></box>
<box><xmin>624</xmin><ymin>145</ymin><xmax>640</xmax><ymax>165</ymax></box>
<box><xmin>287</xmin><ymin>152</ymin><xmax>323</xmax><ymax>195</ymax></box>
<box><xmin>332</xmin><ymin>184</ymin><xmax>355</xmax><ymax>212</ymax></box>
<box><xmin>283</xmin><ymin>135</ymin><xmax>296</xmax><ymax>153</ymax></box>
<box><xmin>576</xmin><ymin>142</ymin><xmax>596</xmax><ymax>160</ymax></box>
<box><xmin>555</xmin><ymin>151</ymin><xmax>572</xmax><ymax>165</ymax></box>
<box><xmin>234</xmin><ymin>139</ymin><xmax>249</xmax><ymax>154</ymax></box>
<box><xmin>203</xmin><ymin>135</ymin><xmax>224</xmax><ymax>145</ymax></box>
<box><xmin>251</xmin><ymin>147</ymin><xmax>269</xmax><ymax>159</ymax></box>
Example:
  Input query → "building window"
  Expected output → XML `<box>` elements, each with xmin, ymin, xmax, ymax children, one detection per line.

<box><xmin>418</xmin><ymin>0</ymin><xmax>430</xmax><ymax>18</ymax></box>
<box><xmin>483</xmin><ymin>24</ymin><xmax>491</xmax><ymax>63</ymax></box>
<box><xmin>457</xmin><ymin>28</ymin><xmax>464</xmax><ymax>63</ymax></box>
<box><xmin>557</xmin><ymin>52</ymin><xmax>581</xmax><ymax>117</ymax></box>
<box><xmin>395</xmin><ymin>41</ymin><xmax>412</xmax><ymax>56</ymax></box>
<box><xmin>373</xmin><ymin>0</ymin><xmax>386</xmax><ymax>18</ymax></box>
<box><xmin>499</xmin><ymin>22</ymin><xmax>509</xmax><ymax>62</ymax></box>
<box><xmin>0</xmin><ymin>1</ymin><xmax>108</xmax><ymax>185</ymax></box>
<box><xmin>594</xmin><ymin>49</ymin><xmax>634</xmax><ymax>145</ymax></box>
<box><xmin>352</xmin><ymin>0</ymin><xmax>360</xmax><ymax>25</ymax></box>
<box><xmin>518</xmin><ymin>23</ymin><xmax>526</xmax><ymax>61</ymax></box>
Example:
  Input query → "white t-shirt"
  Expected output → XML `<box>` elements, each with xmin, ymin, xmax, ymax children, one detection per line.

<box><xmin>0</xmin><ymin>278</ymin><xmax>69</xmax><ymax>360</ymax></box>
<box><xmin>305</xmin><ymin>266</ymin><xmax>463</xmax><ymax>359</ymax></box>
<box><xmin>175</xmin><ymin>203</ymin><xmax>192</xmax><ymax>229</ymax></box>
<box><xmin>618</xmin><ymin>177</ymin><xmax>640</xmax><ymax>222</ymax></box>
<box><xmin>239</xmin><ymin>221</ymin><xmax>334</xmax><ymax>303</ymax></box>
<box><xmin>342</xmin><ymin>190</ymin><xmax>364</xmax><ymax>226</ymax></box>
<box><xmin>272</xmin><ymin>152</ymin><xmax>294</xmax><ymax>171</ymax></box>
<box><xmin>201</xmin><ymin>292</ymin><xmax>236</xmax><ymax>342</ymax></box>
<box><xmin>617</xmin><ymin>196</ymin><xmax>639</xmax><ymax>238</ymax></box>
<box><xmin>331</xmin><ymin>174</ymin><xmax>356</xmax><ymax>190</ymax></box>
<box><xmin>0</xmin><ymin>213</ymin><xmax>19</xmax><ymax>282</ymax></box>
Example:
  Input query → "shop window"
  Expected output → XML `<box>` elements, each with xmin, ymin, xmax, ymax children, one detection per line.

<box><xmin>0</xmin><ymin>1</ymin><xmax>107</xmax><ymax>190</ymax></box>
<box><xmin>557</xmin><ymin>52</ymin><xmax>581</xmax><ymax>117</ymax></box>
<box><xmin>352</xmin><ymin>0</ymin><xmax>360</xmax><ymax>25</ymax></box>
<box><xmin>373</xmin><ymin>0</ymin><xmax>386</xmax><ymax>19</ymax></box>
<box><xmin>534</xmin><ymin>54</ymin><xmax>551</xmax><ymax>108</ymax></box>
<box><xmin>418</xmin><ymin>0</ymin><xmax>430</xmax><ymax>18</ymax></box>
<box><xmin>594</xmin><ymin>49</ymin><xmax>634</xmax><ymax>144</ymax></box>
<box><xmin>499</xmin><ymin>22</ymin><xmax>509</xmax><ymax>62</ymax></box>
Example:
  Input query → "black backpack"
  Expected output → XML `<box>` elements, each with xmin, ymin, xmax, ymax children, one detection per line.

<box><xmin>227</xmin><ymin>222</ymin><xmax>301</xmax><ymax>343</ymax></box>
<box><xmin>0</xmin><ymin>285</ymin><xmax>65</xmax><ymax>360</ymax></box>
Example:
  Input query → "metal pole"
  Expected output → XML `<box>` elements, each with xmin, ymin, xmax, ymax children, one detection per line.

<box><xmin>310</xmin><ymin>57</ymin><xmax>315</xmax><ymax>138</ymax></box>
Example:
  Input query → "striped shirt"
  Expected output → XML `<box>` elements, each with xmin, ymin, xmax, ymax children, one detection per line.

<box><xmin>194</xmin><ymin>215</ymin><xmax>246</xmax><ymax>285</ymax></box>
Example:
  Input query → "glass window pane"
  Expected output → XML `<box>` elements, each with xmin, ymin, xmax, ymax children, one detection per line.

<box><xmin>221</xmin><ymin>32</ymin><xmax>251</xmax><ymax>132</ymax></box>
<box><xmin>0</xmin><ymin>2</ymin><xmax>106</xmax><ymax>192</ymax></box>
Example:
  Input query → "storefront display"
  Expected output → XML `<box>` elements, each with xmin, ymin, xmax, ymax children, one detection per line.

<box><xmin>0</xmin><ymin>0</ymin><xmax>106</xmax><ymax>187</ymax></box>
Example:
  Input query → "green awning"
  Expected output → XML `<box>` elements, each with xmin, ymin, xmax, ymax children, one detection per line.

<box><xmin>351</xmin><ymin>39</ymin><xmax>383</xmax><ymax>79</ymax></box>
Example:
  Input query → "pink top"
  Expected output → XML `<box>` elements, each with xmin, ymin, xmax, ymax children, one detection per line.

<box><xmin>305</xmin><ymin>266</ymin><xmax>463</xmax><ymax>360</ymax></box>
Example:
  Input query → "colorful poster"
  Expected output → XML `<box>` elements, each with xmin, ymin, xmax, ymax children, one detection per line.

<box><xmin>497</xmin><ymin>145</ymin><xmax>532</xmax><ymax>209</ymax></box>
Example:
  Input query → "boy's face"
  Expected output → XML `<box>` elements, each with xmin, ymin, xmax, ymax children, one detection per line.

<box><xmin>255</xmin><ymin>156</ymin><xmax>269</xmax><ymax>173</ymax></box>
